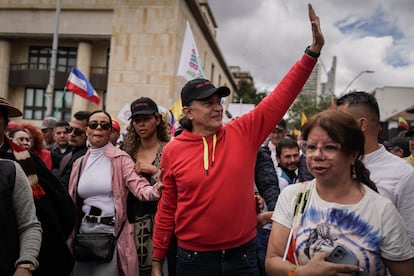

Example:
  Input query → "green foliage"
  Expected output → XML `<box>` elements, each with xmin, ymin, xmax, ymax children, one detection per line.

<box><xmin>287</xmin><ymin>94</ymin><xmax>333</xmax><ymax>131</ymax></box>
<box><xmin>232</xmin><ymin>80</ymin><xmax>266</xmax><ymax>105</ymax></box>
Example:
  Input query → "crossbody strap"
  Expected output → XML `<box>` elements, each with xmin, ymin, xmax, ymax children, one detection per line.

<box><xmin>115</xmin><ymin>219</ymin><xmax>126</xmax><ymax>238</ymax></box>
<box><xmin>283</xmin><ymin>181</ymin><xmax>313</xmax><ymax>263</ymax></box>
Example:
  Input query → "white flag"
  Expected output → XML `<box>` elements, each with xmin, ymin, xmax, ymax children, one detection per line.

<box><xmin>177</xmin><ymin>21</ymin><xmax>206</xmax><ymax>81</ymax></box>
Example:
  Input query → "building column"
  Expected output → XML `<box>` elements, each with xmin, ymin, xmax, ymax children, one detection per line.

<box><xmin>0</xmin><ymin>40</ymin><xmax>10</xmax><ymax>99</ymax></box>
<box><xmin>72</xmin><ymin>41</ymin><xmax>92</xmax><ymax>112</ymax></box>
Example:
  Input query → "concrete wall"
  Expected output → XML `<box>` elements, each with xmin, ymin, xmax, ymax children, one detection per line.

<box><xmin>0</xmin><ymin>0</ymin><xmax>236</xmax><ymax>128</ymax></box>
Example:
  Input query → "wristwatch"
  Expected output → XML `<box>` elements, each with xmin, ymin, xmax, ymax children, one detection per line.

<box><xmin>16</xmin><ymin>262</ymin><xmax>36</xmax><ymax>271</ymax></box>
<box><xmin>305</xmin><ymin>45</ymin><xmax>320</xmax><ymax>59</ymax></box>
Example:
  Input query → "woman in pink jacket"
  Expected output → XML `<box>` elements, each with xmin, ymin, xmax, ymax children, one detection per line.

<box><xmin>68</xmin><ymin>110</ymin><xmax>161</xmax><ymax>276</ymax></box>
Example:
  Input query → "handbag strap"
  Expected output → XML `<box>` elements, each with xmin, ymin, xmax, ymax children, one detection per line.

<box><xmin>292</xmin><ymin>181</ymin><xmax>313</xmax><ymax>228</ymax></box>
<box><xmin>283</xmin><ymin>181</ymin><xmax>313</xmax><ymax>263</ymax></box>
<box><xmin>115</xmin><ymin>220</ymin><xmax>126</xmax><ymax>238</ymax></box>
<box><xmin>76</xmin><ymin>157</ymin><xmax>84</xmax><ymax>186</ymax></box>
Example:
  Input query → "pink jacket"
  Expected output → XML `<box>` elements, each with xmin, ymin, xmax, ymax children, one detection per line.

<box><xmin>68</xmin><ymin>142</ymin><xmax>160</xmax><ymax>275</ymax></box>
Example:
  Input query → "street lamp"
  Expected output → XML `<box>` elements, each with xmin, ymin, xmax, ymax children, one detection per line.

<box><xmin>341</xmin><ymin>70</ymin><xmax>375</xmax><ymax>96</ymax></box>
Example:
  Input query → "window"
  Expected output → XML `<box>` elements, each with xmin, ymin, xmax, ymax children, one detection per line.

<box><xmin>24</xmin><ymin>88</ymin><xmax>72</xmax><ymax>121</ymax></box>
<box><xmin>29</xmin><ymin>47</ymin><xmax>77</xmax><ymax>72</ymax></box>
<box><xmin>24</xmin><ymin>88</ymin><xmax>45</xmax><ymax>120</ymax></box>
<box><xmin>53</xmin><ymin>89</ymin><xmax>73</xmax><ymax>121</ymax></box>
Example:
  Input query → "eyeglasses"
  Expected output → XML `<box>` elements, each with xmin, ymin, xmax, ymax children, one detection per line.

<box><xmin>65</xmin><ymin>126</ymin><xmax>85</xmax><ymax>136</ymax></box>
<box><xmin>87</xmin><ymin>120</ymin><xmax>111</xmax><ymax>130</ymax></box>
<box><xmin>301</xmin><ymin>141</ymin><xmax>341</xmax><ymax>157</ymax></box>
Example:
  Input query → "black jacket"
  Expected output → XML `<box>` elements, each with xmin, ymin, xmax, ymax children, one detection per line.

<box><xmin>0</xmin><ymin>160</ymin><xmax>19</xmax><ymax>275</ymax></box>
<box><xmin>59</xmin><ymin>145</ymin><xmax>88</xmax><ymax>190</ymax></box>
<box><xmin>298</xmin><ymin>154</ymin><xmax>314</xmax><ymax>182</ymax></box>
<box><xmin>0</xmin><ymin>140</ymin><xmax>76</xmax><ymax>276</ymax></box>
<box><xmin>255</xmin><ymin>147</ymin><xmax>280</xmax><ymax>211</ymax></box>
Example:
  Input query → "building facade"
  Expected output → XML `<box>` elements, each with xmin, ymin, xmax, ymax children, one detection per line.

<box><xmin>0</xmin><ymin>0</ymin><xmax>236</xmax><ymax>127</ymax></box>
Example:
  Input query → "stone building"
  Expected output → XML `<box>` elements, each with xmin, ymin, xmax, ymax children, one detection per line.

<box><xmin>0</xmin><ymin>0</ymin><xmax>236</xmax><ymax>126</ymax></box>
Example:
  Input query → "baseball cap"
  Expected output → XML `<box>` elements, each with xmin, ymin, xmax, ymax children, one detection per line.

<box><xmin>275</xmin><ymin>119</ymin><xmax>287</xmax><ymax>131</ymax></box>
<box><xmin>129</xmin><ymin>97</ymin><xmax>158</xmax><ymax>119</ymax></box>
<box><xmin>112</xmin><ymin>119</ymin><xmax>121</xmax><ymax>133</ymax></box>
<box><xmin>7</xmin><ymin>120</ymin><xmax>19</xmax><ymax>130</ymax></box>
<box><xmin>181</xmin><ymin>78</ymin><xmax>230</xmax><ymax>106</ymax></box>
<box><xmin>385</xmin><ymin>136</ymin><xmax>410</xmax><ymax>157</ymax></box>
<box><xmin>0</xmin><ymin>97</ymin><xmax>23</xmax><ymax>117</ymax></box>
<box><xmin>39</xmin><ymin>117</ymin><xmax>58</xmax><ymax>130</ymax></box>
<box><xmin>405</xmin><ymin>127</ymin><xmax>414</xmax><ymax>138</ymax></box>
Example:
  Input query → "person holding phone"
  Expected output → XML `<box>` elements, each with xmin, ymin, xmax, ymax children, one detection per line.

<box><xmin>265</xmin><ymin>110</ymin><xmax>414</xmax><ymax>276</ymax></box>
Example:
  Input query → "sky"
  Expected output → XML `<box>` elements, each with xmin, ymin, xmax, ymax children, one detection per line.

<box><xmin>208</xmin><ymin>0</ymin><xmax>414</xmax><ymax>97</ymax></box>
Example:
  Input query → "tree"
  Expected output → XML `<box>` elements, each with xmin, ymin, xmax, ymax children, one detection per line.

<box><xmin>287</xmin><ymin>94</ymin><xmax>333</xmax><ymax>131</ymax></box>
<box><xmin>232</xmin><ymin>80</ymin><xmax>266</xmax><ymax>105</ymax></box>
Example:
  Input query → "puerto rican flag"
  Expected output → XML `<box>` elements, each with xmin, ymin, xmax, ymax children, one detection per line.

<box><xmin>66</xmin><ymin>67</ymin><xmax>100</xmax><ymax>104</ymax></box>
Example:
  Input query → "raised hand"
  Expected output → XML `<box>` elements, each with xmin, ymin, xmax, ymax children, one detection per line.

<box><xmin>308</xmin><ymin>3</ymin><xmax>324</xmax><ymax>54</ymax></box>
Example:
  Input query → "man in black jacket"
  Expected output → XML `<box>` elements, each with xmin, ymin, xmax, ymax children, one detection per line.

<box><xmin>58</xmin><ymin>111</ymin><xmax>90</xmax><ymax>190</ymax></box>
<box><xmin>254</xmin><ymin>146</ymin><xmax>280</xmax><ymax>276</ymax></box>
<box><xmin>0</xmin><ymin>97</ymin><xmax>76</xmax><ymax>276</ymax></box>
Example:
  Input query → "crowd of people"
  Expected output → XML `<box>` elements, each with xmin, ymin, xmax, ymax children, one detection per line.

<box><xmin>2</xmin><ymin>3</ymin><xmax>414</xmax><ymax>276</ymax></box>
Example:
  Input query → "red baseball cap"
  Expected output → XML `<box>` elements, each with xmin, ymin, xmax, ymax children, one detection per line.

<box><xmin>112</xmin><ymin>120</ymin><xmax>121</xmax><ymax>133</ymax></box>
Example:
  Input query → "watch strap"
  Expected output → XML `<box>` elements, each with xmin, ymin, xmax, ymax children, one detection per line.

<box><xmin>16</xmin><ymin>262</ymin><xmax>36</xmax><ymax>271</ymax></box>
<box><xmin>305</xmin><ymin>45</ymin><xmax>320</xmax><ymax>59</ymax></box>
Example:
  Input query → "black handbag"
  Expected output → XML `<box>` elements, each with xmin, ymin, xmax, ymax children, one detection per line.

<box><xmin>73</xmin><ymin>233</ymin><xmax>116</xmax><ymax>263</ymax></box>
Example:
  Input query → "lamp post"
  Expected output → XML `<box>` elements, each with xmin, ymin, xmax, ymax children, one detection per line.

<box><xmin>340</xmin><ymin>70</ymin><xmax>375</xmax><ymax>96</ymax></box>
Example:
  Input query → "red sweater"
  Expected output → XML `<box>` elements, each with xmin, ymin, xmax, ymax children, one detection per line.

<box><xmin>153</xmin><ymin>54</ymin><xmax>317</xmax><ymax>259</ymax></box>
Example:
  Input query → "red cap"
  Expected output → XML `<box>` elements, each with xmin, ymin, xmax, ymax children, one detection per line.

<box><xmin>112</xmin><ymin>120</ymin><xmax>121</xmax><ymax>133</ymax></box>
<box><xmin>8</xmin><ymin>120</ymin><xmax>19</xmax><ymax>130</ymax></box>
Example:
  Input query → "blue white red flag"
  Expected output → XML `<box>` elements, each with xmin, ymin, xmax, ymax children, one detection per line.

<box><xmin>66</xmin><ymin>67</ymin><xmax>100</xmax><ymax>104</ymax></box>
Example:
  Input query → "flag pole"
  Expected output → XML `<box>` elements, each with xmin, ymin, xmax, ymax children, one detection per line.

<box><xmin>45</xmin><ymin>0</ymin><xmax>61</xmax><ymax>116</ymax></box>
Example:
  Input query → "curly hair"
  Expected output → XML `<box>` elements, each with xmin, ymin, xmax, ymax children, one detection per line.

<box><xmin>19</xmin><ymin>123</ymin><xmax>45</xmax><ymax>154</ymax></box>
<box><xmin>123</xmin><ymin>113</ymin><xmax>170</xmax><ymax>160</ymax></box>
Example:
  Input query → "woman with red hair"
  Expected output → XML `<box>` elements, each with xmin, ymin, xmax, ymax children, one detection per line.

<box><xmin>20</xmin><ymin>123</ymin><xmax>53</xmax><ymax>170</ymax></box>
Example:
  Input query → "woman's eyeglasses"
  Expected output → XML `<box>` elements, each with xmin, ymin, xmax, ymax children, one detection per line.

<box><xmin>301</xmin><ymin>141</ymin><xmax>341</xmax><ymax>158</ymax></box>
<box><xmin>87</xmin><ymin>121</ymin><xmax>112</xmax><ymax>130</ymax></box>
<box><xmin>65</xmin><ymin>126</ymin><xmax>85</xmax><ymax>136</ymax></box>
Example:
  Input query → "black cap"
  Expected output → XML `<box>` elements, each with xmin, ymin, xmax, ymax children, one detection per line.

<box><xmin>405</xmin><ymin>127</ymin><xmax>414</xmax><ymax>138</ymax></box>
<box><xmin>386</xmin><ymin>136</ymin><xmax>410</xmax><ymax>157</ymax></box>
<box><xmin>275</xmin><ymin>119</ymin><xmax>287</xmax><ymax>130</ymax></box>
<box><xmin>129</xmin><ymin>97</ymin><xmax>158</xmax><ymax>119</ymax></box>
<box><xmin>181</xmin><ymin>78</ymin><xmax>230</xmax><ymax>106</ymax></box>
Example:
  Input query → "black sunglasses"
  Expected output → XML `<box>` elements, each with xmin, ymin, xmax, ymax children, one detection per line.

<box><xmin>87</xmin><ymin>120</ymin><xmax>111</xmax><ymax>130</ymax></box>
<box><xmin>65</xmin><ymin>126</ymin><xmax>85</xmax><ymax>136</ymax></box>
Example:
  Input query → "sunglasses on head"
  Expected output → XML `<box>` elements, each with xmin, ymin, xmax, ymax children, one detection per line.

<box><xmin>87</xmin><ymin>120</ymin><xmax>112</xmax><ymax>130</ymax></box>
<box><xmin>65</xmin><ymin>126</ymin><xmax>85</xmax><ymax>136</ymax></box>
